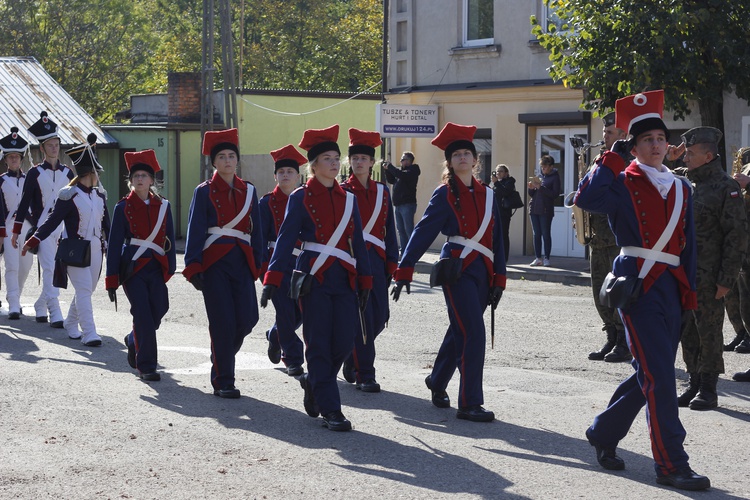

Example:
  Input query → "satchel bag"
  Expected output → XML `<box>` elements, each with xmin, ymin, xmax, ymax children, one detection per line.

<box><xmin>289</xmin><ymin>270</ymin><xmax>314</xmax><ymax>300</ymax></box>
<box><xmin>25</xmin><ymin>226</ymin><xmax>39</xmax><ymax>255</ymax></box>
<box><xmin>502</xmin><ymin>190</ymin><xmax>524</xmax><ymax>210</ymax></box>
<box><xmin>429</xmin><ymin>257</ymin><xmax>463</xmax><ymax>287</ymax></box>
<box><xmin>599</xmin><ymin>272</ymin><xmax>641</xmax><ymax>309</ymax></box>
<box><xmin>55</xmin><ymin>238</ymin><xmax>91</xmax><ymax>268</ymax></box>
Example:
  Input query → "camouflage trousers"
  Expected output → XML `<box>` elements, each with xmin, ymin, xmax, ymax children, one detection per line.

<box><xmin>681</xmin><ymin>284</ymin><xmax>725</xmax><ymax>374</ymax></box>
<box><xmin>590</xmin><ymin>244</ymin><xmax>624</xmax><ymax>333</ymax></box>
<box><xmin>724</xmin><ymin>269</ymin><xmax>750</xmax><ymax>336</ymax></box>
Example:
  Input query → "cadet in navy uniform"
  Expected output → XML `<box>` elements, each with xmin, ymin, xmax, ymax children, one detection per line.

<box><xmin>340</xmin><ymin>128</ymin><xmax>398</xmax><ymax>392</ymax></box>
<box><xmin>259</xmin><ymin>144</ymin><xmax>306</xmax><ymax>377</ymax></box>
<box><xmin>106</xmin><ymin>150</ymin><xmax>176</xmax><ymax>382</ymax></box>
<box><xmin>261</xmin><ymin>125</ymin><xmax>372</xmax><ymax>432</ymax></box>
<box><xmin>12</xmin><ymin>111</ymin><xmax>74</xmax><ymax>327</ymax></box>
<box><xmin>575</xmin><ymin>90</ymin><xmax>710</xmax><ymax>491</ymax></box>
<box><xmin>183</xmin><ymin>128</ymin><xmax>263</xmax><ymax>399</ymax></box>
<box><xmin>23</xmin><ymin>135</ymin><xmax>110</xmax><ymax>347</ymax></box>
<box><xmin>0</xmin><ymin>127</ymin><xmax>34</xmax><ymax>319</ymax></box>
<box><xmin>391</xmin><ymin>122</ymin><xmax>506</xmax><ymax>423</ymax></box>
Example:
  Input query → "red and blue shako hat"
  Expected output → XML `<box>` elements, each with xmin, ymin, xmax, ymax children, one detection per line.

<box><xmin>0</xmin><ymin>127</ymin><xmax>29</xmax><ymax>157</ymax></box>
<box><xmin>203</xmin><ymin>128</ymin><xmax>239</xmax><ymax>164</ymax></box>
<box><xmin>65</xmin><ymin>133</ymin><xmax>103</xmax><ymax>176</ymax></box>
<box><xmin>298</xmin><ymin>124</ymin><xmax>340</xmax><ymax>162</ymax></box>
<box><xmin>431</xmin><ymin>122</ymin><xmax>477</xmax><ymax>161</ymax></box>
<box><xmin>27</xmin><ymin>111</ymin><xmax>59</xmax><ymax>144</ymax></box>
<box><xmin>270</xmin><ymin>144</ymin><xmax>307</xmax><ymax>173</ymax></box>
<box><xmin>348</xmin><ymin>128</ymin><xmax>382</xmax><ymax>158</ymax></box>
<box><xmin>615</xmin><ymin>90</ymin><xmax>668</xmax><ymax>140</ymax></box>
<box><xmin>124</xmin><ymin>149</ymin><xmax>161</xmax><ymax>177</ymax></box>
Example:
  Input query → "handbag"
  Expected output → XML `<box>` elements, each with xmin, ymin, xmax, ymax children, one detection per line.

<box><xmin>55</xmin><ymin>238</ymin><xmax>91</xmax><ymax>268</ymax></box>
<box><xmin>25</xmin><ymin>226</ymin><xmax>39</xmax><ymax>255</ymax></box>
<box><xmin>429</xmin><ymin>257</ymin><xmax>463</xmax><ymax>287</ymax></box>
<box><xmin>289</xmin><ymin>270</ymin><xmax>314</xmax><ymax>300</ymax></box>
<box><xmin>599</xmin><ymin>272</ymin><xmax>641</xmax><ymax>309</ymax></box>
<box><xmin>502</xmin><ymin>190</ymin><xmax>524</xmax><ymax>210</ymax></box>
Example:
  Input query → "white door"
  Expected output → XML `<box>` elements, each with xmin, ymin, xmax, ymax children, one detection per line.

<box><xmin>535</xmin><ymin>128</ymin><xmax>587</xmax><ymax>258</ymax></box>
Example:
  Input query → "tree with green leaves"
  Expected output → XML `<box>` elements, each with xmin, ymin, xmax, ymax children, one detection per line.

<box><xmin>531</xmin><ymin>0</ymin><xmax>750</xmax><ymax>136</ymax></box>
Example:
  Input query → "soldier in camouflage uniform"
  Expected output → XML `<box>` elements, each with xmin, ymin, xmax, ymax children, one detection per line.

<box><xmin>587</xmin><ymin>113</ymin><xmax>632</xmax><ymax>362</ymax></box>
<box><xmin>725</xmin><ymin>147</ymin><xmax>750</xmax><ymax>355</ymax></box>
<box><xmin>675</xmin><ymin>127</ymin><xmax>748</xmax><ymax>410</ymax></box>
<box><xmin>730</xmin><ymin>149</ymin><xmax>750</xmax><ymax>382</ymax></box>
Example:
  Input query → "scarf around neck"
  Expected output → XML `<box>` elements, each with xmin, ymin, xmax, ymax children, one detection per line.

<box><xmin>637</xmin><ymin>162</ymin><xmax>674</xmax><ymax>199</ymax></box>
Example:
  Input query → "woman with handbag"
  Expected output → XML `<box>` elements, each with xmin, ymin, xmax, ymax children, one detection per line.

<box><xmin>491</xmin><ymin>164</ymin><xmax>520</xmax><ymax>263</ymax></box>
<box><xmin>0</xmin><ymin>127</ymin><xmax>34</xmax><ymax>319</ymax></box>
<box><xmin>260</xmin><ymin>125</ymin><xmax>372</xmax><ymax>432</ymax></box>
<box><xmin>183</xmin><ymin>128</ymin><xmax>263</xmax><ymax>399</ymax></box>
<box><xmin>22</xmin><ymin>135</ymin><xmax>110</xmax><ymax>347</ymax></box>
<box><xmin>105</xmin><ymin>150</ymin><xmax>176</xmax><ymax>382</ymax></box>
<box><xmin>391</xmin><ymin>122</ymin><xmax>506</xmax><ymax>423</ymax></box>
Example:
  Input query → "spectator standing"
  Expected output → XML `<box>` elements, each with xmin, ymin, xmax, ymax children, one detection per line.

<box><xmin>385</xmin><ymin>151</ymin><xmax>420</xmax><ymax>256</ymax></box>
<box><xmin>527</xmin><ymin>155</ymin><xmax>560</xmax><ymax>266</ymax></box>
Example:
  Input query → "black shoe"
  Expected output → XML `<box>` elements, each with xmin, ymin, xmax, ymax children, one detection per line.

<box><xmin>342</xmin><ymin>360</ymin><xmax>356</xmax><ymax>384</ymax></box>
<box><xmin>588</xmin><ymin>340</ymin><xmax>615</xmax><ymax>361</ymax></box>
<box><xmin>356</xmin><ymin>379</ymin><xmax>381</xmax><ymax>393</ymax></box>
<box><xmin>425</xmin><ymin>375</ymin><xmax>450</xmax><ymax>408</ymax></box>
<box><xmin>677</xmin><ymin>373</ymin><xmax>700</xmax><ymax>408</ymax></box>
<box><xmin>50</xmin><ymin>320</ymin><xmax>64</xmax><ymax>329</ymax></box>
<box><xmin>735</xmin><ymin>336</ymin><xmax>750</xmax><ymax>353</ymax></box>
<box><xmin>124</xmin><ymin>335</ymin><xmax>136</xmax><ymax>369</ymax></box>
<box><xmin>286</xmin><ymin>364</ymin><xmax>304</xmax><ymax>377</ymax></box>
<box><xmin>267</xmin><ymin>337</ymin><xmax>281</xmax><ymax>364</ymax></box>
<box><xmin>656</xmin><ymin>467</ymin><xmax>710</xmax><ymax>491</ymax></box>
<box><xmin>321</xmin><ymin>411</ymin><xmax>352</xmax><ymax>431</ymax></box>
<box><xmin>36</xmin><ymin>316</ymin><xmax>48</xmax><ymax>323</ymax></box>
<box><xmin>724</xmin><ymin>331</ymin><xmax>746</xmax><ymax>351</ymax></box>
<box><xmin>300</xmin><ymin>374</ymin><xmax>319</xmax><ymax>417</ymax></box>
<box><xmin>456</xmin><ymin>405</ymin><xmax>494</xmax><ymax>422</ymax></box>
<box><xmin>733</xmin><ymin>369</ymin><xmax>750</xmax><ymax>382</ymax></box>
<box><xmin>604</xmin><ymin>344</ymin><xmax>632</xmax><ymax>362</ymax></box>
<box><xmin>8</xmin><ymin>312</ymin><xmax>20</xmax><ymax>320</ymax></box>
<box><xmin>82</xmin><ymin>339</ymin><xmax>102</xmax><ymax>347</ymax></box>
<box><xmin>139</xmin><ymin>372</ymin><xmax>161</xmax><ymax>382</ymax></box>
<box><xmin>213</xmin><ymin>386</ymin><xmax>241</xmax><ymax>398</ymax></box>
<box><xmin>586</xmin><ymin>428</ymin><xmax>625</xmax><ymax>470</ymax></box>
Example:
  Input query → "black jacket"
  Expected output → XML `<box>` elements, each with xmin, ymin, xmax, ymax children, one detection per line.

<box><xmin>385</xmin><ymin>162</ymin><xmax>420</xmax><ymax>206</ymax></box>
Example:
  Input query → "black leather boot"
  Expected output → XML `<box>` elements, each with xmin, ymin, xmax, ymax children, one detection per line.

<box><xmin>689</xmin><ymin>373</ymin><xmax>719</xmax><ymax>410</ymax></box>
<box><xmin>735</xmin><ymin>332</ymin><xmax>750</xmax><ymax>353</ymax></box>
<box><xmin>677</xmin><ymin>372</ymin><xmax>700</xmax><ymax>407</ymax></box>
<box><xmin>589</xmin><ymin>327</ymin><xmax>617</xmax><ymax>361</ymax></box>
<box><xmin>604</xmin><ymin>331</ymin><xmax>632</xmax><ymax>362</ymax></box>
<box><xmin>732</xmin><ymin>369</ymin><xmax>750</xmax><ymax>382</ymax></box>
<box><xmin>724</xmin><ymin>330</ymin><xmax>747</xmax><ymax>351</ymax></box>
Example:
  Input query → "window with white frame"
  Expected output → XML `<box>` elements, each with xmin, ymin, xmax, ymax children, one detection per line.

<box><xmin>462</xmin><ymin>0</ymin><xmax>494</xmax><ymax>47</ymax></box>
<box><xmin>542</xmin><ymin>1</ymin><xmax>565</xmax><ymax>33</ymax></box>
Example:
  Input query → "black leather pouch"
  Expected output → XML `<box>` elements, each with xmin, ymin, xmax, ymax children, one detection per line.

<box><xmin>55</xmin><ymin>238</ymin><xmax>91</xmax><ymax>268</ymax></box>
<box><xmin>25</xmin><ymin>226</ymin><xmax>39</xmax><ymax>254</ymax></box>
<box><xmin>429</xmin><ymin>257</ymin><xmax>463</xmax><ymax>287</ymax></box>
<box><xmin>289</xmin><ymin>270</ymin><xmax>314</xmax><ymax>300</ymax></box>
<box><xmin>599</xmin><ymin>272</ymin><xmax>642</xmax><ymax>309</ymax></box>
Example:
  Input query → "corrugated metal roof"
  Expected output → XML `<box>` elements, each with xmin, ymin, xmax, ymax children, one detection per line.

<box><xmin>0</xmin><ymin>56</ymin><xmax>117</xmax><ymax>147</ymax></box>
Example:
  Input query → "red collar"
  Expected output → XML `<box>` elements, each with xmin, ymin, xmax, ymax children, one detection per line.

<box><xmin>306</xmin><ymin>176</ymin><xmax>346</xmax><ymax>198</ymax></box>
<box><xmin>210</xmin><ymin>171</ymin><xmax>246</xmax><ymax>193</ymax></box>
<box><xmin>126</xmin><ymin>191</ymin><xmax>162</xmax><ymax>207</ymax></box>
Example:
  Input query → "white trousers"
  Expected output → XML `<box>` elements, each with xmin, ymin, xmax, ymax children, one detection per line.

<box><xmin>63</xmin><ymin>245</ymin><xmax>103</xmax><ymax>344</ymax></box>
<box><xmin>34</xmin><ymin>226</ymin><xmax>64</xmax><ymax>321</ymax></box>
<box><xmin>3</xmin><ymin>220</ymin><xmax>34</xmax><ymax>313</ymax></box>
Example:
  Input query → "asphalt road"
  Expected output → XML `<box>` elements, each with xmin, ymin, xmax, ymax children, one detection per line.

<box><xmin>1</xmin><ymin>267</ymin><xmax>749</xmax><ymax>499</ymax></box>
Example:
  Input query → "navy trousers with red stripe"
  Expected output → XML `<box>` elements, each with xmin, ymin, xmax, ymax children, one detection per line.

<box><xmin>587</xmin><ymin>272</ymin><xmax>689</xmax><ymax>475</ymax></box>
<box><xmin>430</xmin><ymin>257</ymin><xmax>489</xmax><ymax>409</ymax></box>
<box><xmin>267</xmin><ymin>266</ymin><xmax>304</xmax><ymax>367</ymax></box>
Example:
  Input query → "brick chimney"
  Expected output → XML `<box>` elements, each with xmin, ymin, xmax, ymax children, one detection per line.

<box><xmin>168</xmin><ymin>72</ymin><xmax>201</xmax><ymax>123</ymax></box>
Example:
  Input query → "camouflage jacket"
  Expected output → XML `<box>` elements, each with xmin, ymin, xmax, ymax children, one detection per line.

<box><xmin>585</xmin><ymin>157</ymin><xmax>618</xmax><ymax>248</ymax></box>
<box><xmin>677</xmin><ymin>158</ymin><xmax>748</xmax><ymax>288</ymax></box>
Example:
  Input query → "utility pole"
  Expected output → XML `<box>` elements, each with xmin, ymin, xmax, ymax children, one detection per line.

<box><xmin>200</xmin><ymin>0</ymin><xmax>239</xmax><ymax>182</ymax></box>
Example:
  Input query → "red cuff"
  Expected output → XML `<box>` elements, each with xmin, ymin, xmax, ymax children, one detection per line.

<box><xmin>260</xmin><ymin>261</ymin><xmax>269</xmax><ymax>276</ymax></box>
<box><xmin>12</xmin><ymin>220</ymin><xmax>23</xmax><ymax>235</ymax></box>
<box><xmin>393</xmin><ymin>267</ymin><xmax>414</xmax><ymax>282</ymax></box>
<box><xmin>263</xmin><ymin>269</ymin><xmax>285</xmax><ymax>287</ymax></box>
<box><xmin>682</xmin><ymin>290</ymin><xmax>698</xmax><ymax>310</ymax></box>
<box><xmin>105</xmin><ymin>275</ymin><xmax>119</xmax><ymax>289</ymax></box>
<box><xmin>182</xmin><ymin>262</ymin><xmax>203</xmax><ymax>281</ymax></box>
<box><xmin>601</xmin><ymin>151</ymin><xmax>627</xmax><ymax>176</ymax></box>
<box><xmin>386</xmin><ymin>261</ymin><xmax>398</xmax><ymax>276</ymax></box>
<box><xmin>358</xmin><ymin>275</ymin><xmax>373</xmax><ymax>290</ymax></box>
<box><xmin>0</xmin><ymin>227</ymin><xmax>6</xmax><ymax>239</ymax></box>
<box><xmin>493</xmin><ymin>274</ymin><xmax>507</xmax><ymax>289</ymax></box>
<box><xmin>25</xmin><ymin>236</ymin><xmax>40</xmax><ymax>249</ymax></box>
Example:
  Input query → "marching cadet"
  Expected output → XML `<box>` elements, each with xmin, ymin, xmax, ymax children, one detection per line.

<box><xmin>106</xmin><ymin>150</ymin><xmax>176</xmax><ymax>382</ymax></box>
<box><xmin>261</xmin><ymin>124</ymin><xmax>372</xmax><ymax>432</ymax></box>
<box><xmin>0</xmin><ymin>127</ymin><xmax>34</xmax><ymax>319</ymax></box>
<box><xmin>12</xmin><ymin>111</ymin><xmax>74</xmax><ymax>327</ymax></box>
<box><xmin>340</xmin><ymin>128</ymin><xmax>399</xmax><ymax>393</ymax></box>
<box><xmin>391</xmin><ymin>122</ymin><xmax>506</xmax><ymax>423</ymax></box>
<box><xmin>575</xmin><ymin>90</ymin><xmax>710</xmax><ymax>491</ymax></box>
<box><xmin>586</xmin><ymin>113</ymin><xmax>632</xmax><ymax>363</ymax></box>
<box><xmin>259</xmin><ymin>145</ymin><xmax>306</xmax><ymax>377</ymax></box>
<box><xmin>183</xmin><ymin>129</ymin><xmax>263</xmax><ymax>399</ymax></box>
<box><xmin>674</xmin><ymin>127</ymin><xmax>747</xmax><ymax>411</ymax></box>
<box><xmin>22</xmin><ymin>135</ymin><xmax>110</xmax><ymax>347</ymax></box>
